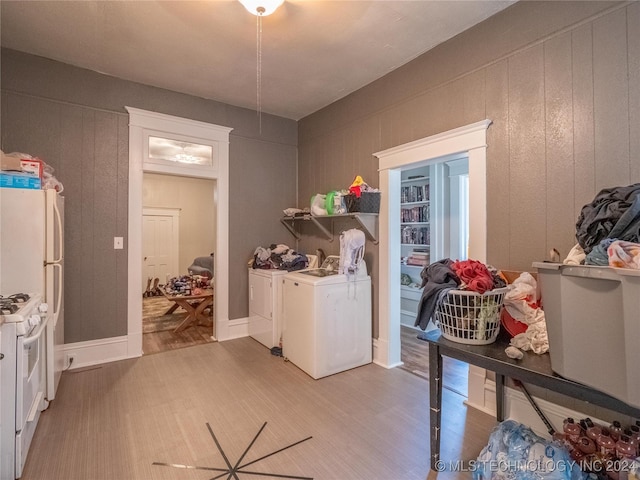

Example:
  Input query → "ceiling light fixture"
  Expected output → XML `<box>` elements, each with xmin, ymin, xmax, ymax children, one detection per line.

<box><xmin>239</xmin><ymin>0</ymin><xmax>283</xmax><ymax>133</ymax></box>
<box><xmin>239</xmin><ymin>0</ymin><xmax>283</xmax><ymax>17</ymax></box>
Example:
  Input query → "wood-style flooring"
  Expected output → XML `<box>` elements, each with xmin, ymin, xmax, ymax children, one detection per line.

<box><xmin>142</xmin><ymin>296</ymin><xmax>214</xmax><ymax>355</ymax></box>
<box><xmin>400</xmin><ymin>325</ymin><xmax>469</xmax><ymax>397</ymax></box>
<box><xmin>23</xmin><ymin>337</ymin><xmax>496</xmax><ymax>480</ymax></box>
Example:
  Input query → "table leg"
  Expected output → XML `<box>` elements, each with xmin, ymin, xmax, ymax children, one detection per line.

<box><xmin>429</xmin><ymin>343</ymin><xmax>443</xmax><ymax>471</ymax></box>
<box><xmin>495</xmin><ymin>374</ymin><xmax>505</xmax><ymax>422</ymax></box>
<box><xmin>164</xmin><ymin>303</ymin><xmax>180</xmax><ymax>315</ymax></box>
<box><xmin>173</xmin><ymin>300</ymin><xmax>196</xmax><ymax>333</ymax></box>
<box><xmin>194</xmin><ymin>297</ymin><xmax>213</xmax><ymax>326</ymax></box>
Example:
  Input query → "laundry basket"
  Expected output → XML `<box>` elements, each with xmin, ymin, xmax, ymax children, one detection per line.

<box><xmin>434</xmin><ymin>287</ymin><xmax>508</xmax><ymax>345</ymax></box>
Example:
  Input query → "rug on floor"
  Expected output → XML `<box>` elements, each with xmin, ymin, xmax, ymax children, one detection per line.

<box><xmin>143</xmin><ymin>313</ymin><xmax>188</xmax><ymax>333</ymax></box>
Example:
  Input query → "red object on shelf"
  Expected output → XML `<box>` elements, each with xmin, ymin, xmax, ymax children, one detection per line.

<box><xmin>500</xmin><ymin>308</ymin><xmax>528</xmax><ymax>337</ymax></box>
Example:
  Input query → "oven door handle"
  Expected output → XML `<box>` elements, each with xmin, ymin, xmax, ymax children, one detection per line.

<box><xmin>23</xmin><ymin>317</ymin><xmax>48</xmax><ymax>347</ymax></box>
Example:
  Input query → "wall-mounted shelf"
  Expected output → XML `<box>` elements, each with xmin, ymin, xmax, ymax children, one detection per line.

<box><xmin>281</xmin><ymin>213</ymin><xmax>378</xmax><ymax>244</ymax></box>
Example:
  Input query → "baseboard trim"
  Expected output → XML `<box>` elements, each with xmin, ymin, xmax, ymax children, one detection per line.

<box><xmin>218</xmin><ymin>317</ymin><xmax>249</xmax><ymax>341</ymax></box>
<box><xmin>62</xmin><ymin>336</ymin><xmax>134</xmax><ymax>370</ymax></box>
<box><xmin>474</xmin><ymin>378</ymin><xmax>606</xmax><ymax>438</ymax></box>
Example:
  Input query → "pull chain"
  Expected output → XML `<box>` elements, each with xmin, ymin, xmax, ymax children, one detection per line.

<box><xmin>256</xmin><ymin>10</ymin><xmax>264</xmax><ymax>134</ymax></box>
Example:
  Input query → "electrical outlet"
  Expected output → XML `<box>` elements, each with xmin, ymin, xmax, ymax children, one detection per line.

<box><xmin>65</xmin><ymin>353</ymin><xmax>76</xmax><ymax>369</ymax></box>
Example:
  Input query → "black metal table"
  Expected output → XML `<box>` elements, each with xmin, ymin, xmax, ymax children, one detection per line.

<box><xmin>420</xmin><ymin>329</ymin><xmax>640</xmax><ymax>471</ymax></box>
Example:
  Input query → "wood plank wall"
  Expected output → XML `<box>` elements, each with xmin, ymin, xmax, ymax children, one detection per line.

<box><xmin>297</xmin><ymin>1</ymin><xmax>640</xmax><ymax>336</ymax></box>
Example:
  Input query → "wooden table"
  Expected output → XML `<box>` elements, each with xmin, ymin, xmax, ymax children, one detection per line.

<box><xmin>420</xmin><ymin>329</ymin><xmax>640</xmax><ymax>471</ymax></box>
<box><xmin>161</xmin><ymin>288</ymin><xmax>214</xmax><ymax>333</ymax></box>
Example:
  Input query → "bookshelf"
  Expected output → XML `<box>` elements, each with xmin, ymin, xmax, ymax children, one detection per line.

<box><xmin>400</xmin><ymin>169</ymin><xmax>431</xmax><ymax>327</ymax></box>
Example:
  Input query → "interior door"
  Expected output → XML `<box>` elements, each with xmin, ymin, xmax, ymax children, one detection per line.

<box><xmin>142</xmin><ymin>212</ymin><xmax>179</xmax><ymax>290</ymax></box>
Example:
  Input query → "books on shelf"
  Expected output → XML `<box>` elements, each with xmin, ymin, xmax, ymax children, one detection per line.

<box><xmin>401</xmin><ymin>225</ymin><xmax>430</xmax><ymax>245</ymax></box>
<box><xmin>403</xmin><ymin>248</ymin><xmax>430</xmax><ymax>267</ymax></box>
<box><xmin>400</xmin><ymin>183</ymin><xmax>430</xmax><ymax>203</ymax></box>
<box><xmin>406</xmin><ymin>257</ymin><xmax>429</xmax><ymax>267</ymax></box>
<box><xmin>401</xmin><ymin>204</ymin><xmax>429</xmax><ymax>223</ymax></box>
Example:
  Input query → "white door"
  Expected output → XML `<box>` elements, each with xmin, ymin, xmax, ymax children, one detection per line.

<box><xmin>142</xmin><ymin>209</ymin><xmax>179</xmax><ymax>290</ymax></box>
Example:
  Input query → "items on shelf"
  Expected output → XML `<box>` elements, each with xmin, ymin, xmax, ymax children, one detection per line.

<box><xmin>401</xmin><ymin>204</ymin><xmax>429</xmax><ymax>223</ymax></box>
<box><xmin>404</xmin><ymin>249</ymin><xmax>430</xmax><ymax>267</ymax></box>
<box><xmin>401</xmin><ymin>225</ymin><xmax>430</xmax><ymax>245</ymax></box>
<box><xmin>400</xmin><ymin>182</ymin><xmax>429</xmax><ymax>203</ymax></box>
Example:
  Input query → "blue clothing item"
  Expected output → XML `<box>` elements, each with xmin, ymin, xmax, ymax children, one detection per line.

<box><xmin>584</xmin><ymin>237</ymin><xmax>617</xmax><ymax>265</ymax></box>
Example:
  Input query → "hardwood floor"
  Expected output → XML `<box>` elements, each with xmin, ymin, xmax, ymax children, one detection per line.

<box><xmin>142</xmin><ymin>296</ymin><xmax>214</xmax><ymax>355</ymax></box>
<box><xmin>400</xmin><ymin>325</ymin><xmax>469</xmax><ymax>397</ymax></box>
<box><xmin>24</xmin><ymin>337</ymin><xmax>496</xmax><ymax>480</ymax></box>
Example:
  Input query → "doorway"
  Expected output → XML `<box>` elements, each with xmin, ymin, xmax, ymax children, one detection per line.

<box><xmin>140</xmin><ymin>173</ymin><xmax>216</xmax><ymax>354</ymax></box>
<box><xmin>127</xmin><ymin>107</ymin><xmax>232</xmax><ymax>359</ymax></box>
<box><xmin>398</xmin><ymin>158</ymin><xmax>470</xmax><ymax>395</ymax></box>
<box><xmin>374</xmin><ymin>120</ymin><xmax>490</xmax><ymax>376</ymax></box>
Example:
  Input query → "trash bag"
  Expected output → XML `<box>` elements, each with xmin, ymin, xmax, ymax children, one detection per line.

<box><xmin>473</xmin><ymin>420</ymin><xmax>585</xmax><ymax>480</ymax></box>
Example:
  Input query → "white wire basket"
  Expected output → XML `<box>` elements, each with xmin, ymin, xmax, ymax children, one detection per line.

<box><xmin>434</xmin><ymin>287</ymin><xmax>508</xmax><ymax>345</ymax></box>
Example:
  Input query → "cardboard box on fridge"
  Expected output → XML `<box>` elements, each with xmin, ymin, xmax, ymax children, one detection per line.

<box><xmin>1</xmin><ymin>154</ymin><xmax>43</xmax><ymax>178</ymax></box>
<box><xmin>0</xmin><ymin>172</ymin><xmax>42</xmax><ymax>189</ymax></box>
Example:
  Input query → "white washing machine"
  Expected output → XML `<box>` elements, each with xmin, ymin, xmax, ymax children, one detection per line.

<box><xmin>282</xmin><ymin>256</ymin><xmax>372</xmax><ymax>379</ymax></box>
<box><xmin>248</xmin><ymin>255</ymin><xmax>317</xmax><ymax>349</ymax></box>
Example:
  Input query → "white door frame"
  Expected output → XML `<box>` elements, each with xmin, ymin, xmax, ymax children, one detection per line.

<box><xmin>142</xmin><ymin>207</ymin><xmax>180</xmax><ymax>288</ymax></box>
<box><xmin>127</xmin><ymin>108</ymin><xmax>233</xmax><ymax>356</ymax></box>
<box><xmin>374</xmin><ymin>120</ymin><xmax>491</xmax><ymax>375</ymax></box>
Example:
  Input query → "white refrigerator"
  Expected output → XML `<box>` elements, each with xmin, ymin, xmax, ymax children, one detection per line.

<box><xmin>0</xmin><ymin>188</ymin><xmax>65</xmax><ymax>401</ymax></box>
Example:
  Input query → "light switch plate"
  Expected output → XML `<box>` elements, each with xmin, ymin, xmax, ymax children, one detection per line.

<box><xmin>114</xmin><ymin>237</ymin><xmax>124</xmax><ymax>249</ymax></box>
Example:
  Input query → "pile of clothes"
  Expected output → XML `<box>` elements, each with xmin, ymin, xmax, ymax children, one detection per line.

<box><xmin>251</xmin><ymin>244</ymin><xmax>310</xmax><ymax>271</ymax></box>
<box><xmin>502</xmin><ymin>272</ymin><xmax>548</xmax><ymax>358</ymax></box>
<box><xmin>414</xmin><ymin>258</ymin><xmax>505</xmax><ymax>330</ymax></box>
<box><xmin>567</xmin><ymin>183</ymin><xmax>640</xmax><ymax>268</ymax></box>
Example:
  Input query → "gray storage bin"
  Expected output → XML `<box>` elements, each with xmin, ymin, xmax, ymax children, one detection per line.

<box><xmin>533</xmin><ymin>262</ymin><xmax>640</xmax><ymax>408</ymax></box>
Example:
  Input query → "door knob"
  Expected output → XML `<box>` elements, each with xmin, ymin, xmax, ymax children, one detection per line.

<box><xmin>144</xmin><ymin>256</ymin><xmax>148</xmax><ymax>261</ymax></box>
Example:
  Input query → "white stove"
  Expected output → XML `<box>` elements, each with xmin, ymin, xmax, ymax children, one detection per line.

<box><xmin>1</xmin><ymin>293</ymin><xmax>49</xmax><ymax>479</ymax></box>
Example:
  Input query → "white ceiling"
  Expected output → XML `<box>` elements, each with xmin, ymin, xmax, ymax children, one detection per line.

<box><xmin>1</xmin><ymin>0</ymin><xmax>515</xmax><ymax>120</ymax></box>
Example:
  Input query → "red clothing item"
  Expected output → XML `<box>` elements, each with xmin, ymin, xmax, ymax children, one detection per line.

<box><xmin>451</xmin><ymin>259</ymin><xmax>494</xmax><ymax>294</ymax></box>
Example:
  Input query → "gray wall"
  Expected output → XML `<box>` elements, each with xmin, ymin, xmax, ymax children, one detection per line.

<box><xmin>0</xmin><ymin>48</ymin><xmax>297</xmax><ymax>343</ymax></box>
<box><xmin>298</xmin><ymin>1</ymin><xmax>640</xmax><ymax>339</ymax></box>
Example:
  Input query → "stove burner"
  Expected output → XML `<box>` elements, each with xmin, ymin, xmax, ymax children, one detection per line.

<box><xmin>0</xmin><ymin>299</ymin><xmax>19</xmax><ymax>314</ymax></box>
<box><xmin>9</xmin><ymin>293</ymin><xmax>30</xmax><ymax>303</ymax></box>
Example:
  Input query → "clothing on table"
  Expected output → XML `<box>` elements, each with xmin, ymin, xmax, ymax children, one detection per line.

<box><xmin>414</xmin><ymin>258</ymin><xmax>460</xmax><ymax>330</ymax></box>
<box><xmin>576</xmin><ymin>183</ymin><xmax>640</xmax><ymax>254</ymax></box>
<box><xmin>563</xmin><ymin>243</ymin><xmax>586</xmax><ymax>265</ymax></box>
<box><xmin>451</xmin><ymin>259</ymin><xmax>494</xmax><ymax>294</ymax></box>
<box><xmin>584</xmin><ymin>237</ymin><xmax>617</xmax><ymax>265</ymax></box>
<box><xmin>608</xmin><ymin>240</ymin><xmax>640</xmax><ymax>269</ymax></box>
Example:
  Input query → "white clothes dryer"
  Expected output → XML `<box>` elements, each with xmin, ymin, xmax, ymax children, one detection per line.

<box><xmin>282</xmin><ymin>256</ymin><xmax>372</xmax><ymax>379</ymax></box>
<box><xmin>248</xmin><ymin>254</ymin><xmax>318</xmax><ymax>349</ymax></box>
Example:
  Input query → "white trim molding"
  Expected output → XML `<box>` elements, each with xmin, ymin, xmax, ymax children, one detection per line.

<box><xmin>61</xmin><ymin>336</ymin><xmax>131</xmax><ymax>370</ymax></box>
<box><xmin>374</xmin><ymin>120</ymin><xmax>491</xmax><ymax>408</ymax></box>
<box><xmin>126</xmin><ymin>108</ymin><xmax>233</xmax><ymax>359</ymax></box>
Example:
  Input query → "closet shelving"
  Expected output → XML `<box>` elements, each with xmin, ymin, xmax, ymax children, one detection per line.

<box><xmin>400</xmin><ymin>172</ymin><xmax>431</xmax><ymax>327</ymax></box>
<box><xmin>281</xmin><ymin>212</ymin><xmax>378</xmax><ymax>244</ymax></box>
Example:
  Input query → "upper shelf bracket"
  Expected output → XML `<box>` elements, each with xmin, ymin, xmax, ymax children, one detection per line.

<box><xmin>280</xmin><ymin>213</ymin><xmax>378</xmax><ymax>244</ymax></box>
